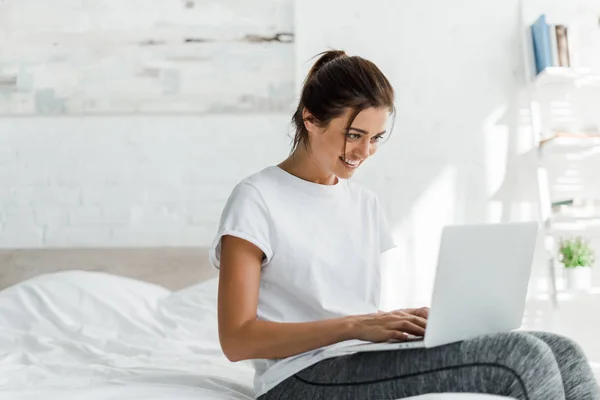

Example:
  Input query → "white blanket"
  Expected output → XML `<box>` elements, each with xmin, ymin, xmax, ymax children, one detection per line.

<box><xmin>0</xmin><ymin>271</ymin><xmax>513</xmax><ymax>400</ymax></box>
<box><xmin>0</xmin><ymin>271</ymin><xmax>254</xmax><ymax>399</ymax></box>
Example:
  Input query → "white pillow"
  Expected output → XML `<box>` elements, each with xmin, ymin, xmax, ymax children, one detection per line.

<box><xmin>0</xmin><ymin>270</ymin><xmax>170</xmax><ymax>334</ymax></box>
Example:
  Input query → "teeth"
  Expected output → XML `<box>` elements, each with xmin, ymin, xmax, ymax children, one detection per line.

<box><xmin>343</xmin><ymin>158</ymin><xmax>360</xmax><ymax>166</ymax></box>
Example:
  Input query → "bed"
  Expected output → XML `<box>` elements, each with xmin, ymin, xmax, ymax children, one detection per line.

<box><xmin>0</xmin><ymin>247</ymin><xmax>254</xmax><ymax>400</ymax></box>
<box><xmin>0</xmin><ymin>248</ymin><xmax>512</xmax><ymax>400</ymax></box>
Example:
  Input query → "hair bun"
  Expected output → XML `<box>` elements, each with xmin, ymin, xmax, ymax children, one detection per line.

<box><xmin>306</xmin><ymin>50</ymin><xmax>347</xmax><ymax>81</ymax></box>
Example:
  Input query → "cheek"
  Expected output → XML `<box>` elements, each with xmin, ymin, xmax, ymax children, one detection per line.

<box><xmin>312</xmin><ymin>135</ymin><xmax>342</xmax><ymax>161</ymax></box>
<box><xmin>325</xmin><ymin>135</ymin><xmax>345</xmax><ymax>155</ymax></box>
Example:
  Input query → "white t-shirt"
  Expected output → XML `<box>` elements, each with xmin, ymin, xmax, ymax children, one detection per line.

<box><xmin>209</xmin><ymin>166</ymin><xmax>396</xmax><ymax>397</ymax></box>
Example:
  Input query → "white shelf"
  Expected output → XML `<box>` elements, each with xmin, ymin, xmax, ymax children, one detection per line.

<box><xmin>530</xmin><ymin>286</ymin><xmax>600</xmax><ymax>303</ymax></box>
<box><xmin>522</xmin><ymin>8</ymin><xmax>600</xmax><ymax>309</ymax></box>
<box><xmin>540</xmin><ymin>133</ymin><xmax>600</xmax><ymax>148</ymax></box>
<box><xmin>553</xmin><ymin>203</ymin><xmax>600</xmax><ymax>217</ymax></box>
<box><xmin>552</xmin><ymin>214</ymin><xmax>600</xmax><ymax>222</ymax></box>
<box><xmin>547</xmin><ymin>205</ymin><xmax>600</xmax><ymax>232</ymax></box>
<box><xmin>537</xmin><ymin>134</ymin><xmax>600</xmax><ymax>161</ymax></box>
<box><xmin>532</xmin><ymin>67</ymin><xmax>600</xmax><ymax>89</ymax></box>
<box><xmin>549</xmin><ymin>223</ymin><xmax>600</xmax><ymax>233</ymax></box>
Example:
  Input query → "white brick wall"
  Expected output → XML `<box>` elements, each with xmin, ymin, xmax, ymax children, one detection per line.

<box><xmin>0</xmin><ymin>0</ymin><xmax>295</xmax><ymax>248</ymax></box>
<box><xmin>0</xmin><ymin>0</ymin><xmax>294</xmax><ymax>114</ymax></box>
<box><xmin>1</xmin><ymin>0</ymin><xmax>598</xmax><ymax>263</ymax></box>
<box><xmin>0</xmin><ymin>114</ymin><xmax>291</xmax><ymax>247</ymax></box>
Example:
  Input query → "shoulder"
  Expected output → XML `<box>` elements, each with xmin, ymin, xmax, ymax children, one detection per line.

<box><xmin>238</xmin><ymin>166</ymin><xmax>279</xmax><ymax>189</ymax></box>
<box><xmin>225</xmin><ymin>166</ymin><xmax>280</xmax><ymax>205</ymax></box>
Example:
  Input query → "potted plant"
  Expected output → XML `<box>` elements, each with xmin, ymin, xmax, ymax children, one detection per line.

<box><xmin>558</xmin><ymin>236</ymin><xmax>595</xmax><ymax>291</ymax></box>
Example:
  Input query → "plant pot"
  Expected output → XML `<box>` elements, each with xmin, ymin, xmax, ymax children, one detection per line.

<box><xmin>565</xmin><ymin>267</ymin><xmax>592</xmax><ymax>291</ymax></box>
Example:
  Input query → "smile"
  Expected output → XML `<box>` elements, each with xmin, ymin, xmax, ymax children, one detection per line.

<box><xmin>340</xmin><ymin>157</ymin><xmax>361</xmax><ymax>169</ymax></box>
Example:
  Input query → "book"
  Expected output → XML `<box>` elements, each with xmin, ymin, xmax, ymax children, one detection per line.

<box><xmin>556</xmin><ymin>25</ymin><xmax>571</xmax><ymax>67</ymax></box>
<box><xmin>552</xmin><ymin>199</ymin><xmax>574</xmax><ymax>209</ymax></box>
<box><xmin>550</xmin><ymin>25</ymin><xmax>559</xmax><ymax>67</ymax></box>
<box><xmin>531</xmin><ymin>15</ymin><xmax>553</xmax><ymax>74</ymax></box>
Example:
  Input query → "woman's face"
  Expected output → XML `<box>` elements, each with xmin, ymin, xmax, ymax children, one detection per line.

<box><xmin>305</xmin><ymin>107</ymin><xmax>389</xmax><ymax>179</ymax></box>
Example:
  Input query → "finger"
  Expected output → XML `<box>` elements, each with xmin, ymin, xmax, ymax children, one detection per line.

<box><xmin>390</xmin><ymin>309</ymin><xmax>411</xmax><ymax>316</ymax></box>
<box><xmin>389</xmin><ymin>320</ymin><xmax>426</xmax><ymax>337</ymax></box>
<box><xmin>402</xmin><ymin>322</ymin><xmax>426</xmax><ymax>337</ymax></box>
<box><xmin>414</xmin><ymin>315</ymin><xmax>428</xmax><ymax>329</ymax></box>
<box><xmin>387</xmin><ymin>333</ymin><xmax>424</xmax><ymax>343</ymax></box>
<box><xmin>386</xmin><ymin>330</ymin><xmax>410</xmax><ymax>342</ymax></box>
<box><xmin>397</xmin><ymin>307</ymin><xmax>429</xmax><ymax>319</ymax></box>
<box><xmin>388</xmin><ymin>314</ymin><xmax>427</xmax><ymax>329</ymax></box>
<box><xmin>386</xmin><ymin>311</ymin><xmax>419</xmax><ymax>322</ymax></box>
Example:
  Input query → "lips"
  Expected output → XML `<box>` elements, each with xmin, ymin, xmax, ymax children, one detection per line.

<box><xmin>340</xmin><ymin>156</ymin><xmax>361</xmax><ymax>169</ymax></box>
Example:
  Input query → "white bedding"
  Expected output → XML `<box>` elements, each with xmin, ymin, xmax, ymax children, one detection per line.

<box><xmin>0</xmin><ymin>271</ymin><xmax>513</xmax><ymax>400</ymax></box>
<box><xmin>0</xmin><ymin>271</ymin><xmax>254</xmax><ymax>400</ymax></box>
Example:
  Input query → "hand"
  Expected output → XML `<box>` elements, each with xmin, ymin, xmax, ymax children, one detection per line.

<box><xmin>347</xmin><ymin>311</ymin><xmax>427</xmax><ymax>343</ymax></box>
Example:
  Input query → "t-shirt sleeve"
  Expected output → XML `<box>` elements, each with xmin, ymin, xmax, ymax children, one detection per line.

<box><xmin>376</xmin><ymin>197</ymin><xmax>396</xmax><ymax>254</ymax></box>
<box><xmin>209</xmin><ymin>182</ymin><xmax>273</xmax><ymax>269</ymax></box>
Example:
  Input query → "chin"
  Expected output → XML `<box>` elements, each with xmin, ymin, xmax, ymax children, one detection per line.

<box><xmin>336</xmin><ymin>167</ymin><xmax>357</xmax><ymax>180</ymax></box>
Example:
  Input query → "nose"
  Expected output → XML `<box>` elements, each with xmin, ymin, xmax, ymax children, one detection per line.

<box><xmin>356</xmin><ymin>138</ymin><xmax>370</xmax><ymax>159</ymax></box>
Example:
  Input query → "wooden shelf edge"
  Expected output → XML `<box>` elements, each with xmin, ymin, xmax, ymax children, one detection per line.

<box><xmin>539</xmin><ymin>132</ymin><xmax>600</xmax><ymax>146</ymax></box>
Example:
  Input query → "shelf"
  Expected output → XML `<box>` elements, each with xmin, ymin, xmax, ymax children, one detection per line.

<box><xmin>551</xmin><ymin>214</ymin><xmax>600</xmax><ymax>222</ymax></box>
<box><xmin>545</xmin><ymin>202</ymin><xmax>600</xmax><ymax>231</ymax></box>
<box><xmin>539</xmin><ymin>132</ymin><xmax>600</xmax><ymax>148</ymax></box>
<box><xmin>552</xmin><ymin>200</ymin><xmax>600</xmax><ymax>212</ymax></box>
<box><xmin>532</xmin><ymin>67</ymin><xmax>600</xmax><ymax>89</ymax></box>
<box><xmin>547</xmin><ymin>222</ymin><xmax>600</xmax><ymax>233</ymax></box>
<box><xmin>550</xmin><ymin>221</ymin><xmax>600</xmax><ymax>231</ymax></box>
<box><xmin>530</xmin><ymin>286</ymin><xmax>600</xmax><ymax>303</ymax></box>
<box><xmin>523</xmin><ymin>12</ymin><xmax>600</xmax><ymax>309</ymax></box>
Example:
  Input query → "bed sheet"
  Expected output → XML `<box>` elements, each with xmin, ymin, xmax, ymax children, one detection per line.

<box><xmin>0</xmin><ymin>271</ymin><xmax>254</xmax><ymax>399</ymax></box>
<box><xmin>0</xmin><ymin>271</ymin><xmax>515</xmax><ymax>400</ymax></box>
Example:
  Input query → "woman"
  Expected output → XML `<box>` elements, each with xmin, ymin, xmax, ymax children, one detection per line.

<box><xmin>209</xmin><ymin>50</ymin><xmax>599</xmax><ymax>400</ymax></box>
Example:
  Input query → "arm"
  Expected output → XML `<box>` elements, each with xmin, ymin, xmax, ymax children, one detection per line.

<box><xmin>217</xmin><ymin>235</ymin><xmax>354</xmax><ymax>361</ymax></box>
<box><xmin>217</xmin><ymin>235</ymin><xmax>426</xmax><ymax>362</ymax></box>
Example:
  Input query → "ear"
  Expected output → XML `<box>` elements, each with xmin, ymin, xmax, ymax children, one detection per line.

<box><xmin>302</xmin><ymin>108</ymin><xmax>321</xmax><ymax>134</ymax></box>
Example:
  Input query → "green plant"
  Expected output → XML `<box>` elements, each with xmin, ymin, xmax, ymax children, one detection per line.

<box><xmin>558</xmin><ymin>237</ymin><xmax>595</xmax><ymax>268</ymax></box>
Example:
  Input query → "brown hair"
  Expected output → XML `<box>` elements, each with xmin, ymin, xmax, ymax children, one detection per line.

<box><xmin>291</xmin><ymin>50</ymin><xmax>395</xmax><ymax>152</ymax></box>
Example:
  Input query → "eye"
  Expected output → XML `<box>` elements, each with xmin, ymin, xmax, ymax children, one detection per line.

<box><xmin>372</xmin><ymin>135</ymin><xmax>385</xmax><ymax>143</ymax></box>
<box><xmin>345</xmin><ymin>133</ymin><xmax>361</xmax><ymax>141</ymax></box>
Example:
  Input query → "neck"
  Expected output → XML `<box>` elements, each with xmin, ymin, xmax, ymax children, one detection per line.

<box><xmin>278</xmin><ymin>145</ymin><xmax>338</xmax><ymax>186</ymax></box>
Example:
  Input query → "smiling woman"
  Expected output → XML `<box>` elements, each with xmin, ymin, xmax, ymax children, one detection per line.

<box><xmin>284</xmin><ymin>50</ymin><xmax>395</xmax><ymax>183</ymax></box>
<box><xmin>283</xmin><ymin>106</ymin><xmax>392</xmax><ymax>182</ymax></box>
<box><xmin>211</xmin><ymin>49</ymin><xmax>600</xmax><ymax>400</ymax></box>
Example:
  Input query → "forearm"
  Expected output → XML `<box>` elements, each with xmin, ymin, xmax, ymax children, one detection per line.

<box><xmin>220</xmin><ymin>317</ymin><xmax>355</xmax><ymax>362</ymax></box>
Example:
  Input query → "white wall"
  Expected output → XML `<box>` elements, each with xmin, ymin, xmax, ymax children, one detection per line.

<box><xmin>0</xmin><ymin>0</ymin><xmax>294</xmax><ymax>248</ymax></box>
<box><xmin>1</xmin><ymin>0</ymin><xmax>599</xmax><ymax>307</ymax></box>
<box><xmin>0</xmin><ymin>115</ymin><xmax>291</xmax><ymax>247</ymax></box>
<box><xmin>0</xmin><ymin>0</ymin><xmax>294</xmax><ymax>114</ymax></box>
<box><xmin>296</xmin><ymin>0</ymin><xmax>600</xmax><ymax>308</ymax></box>
<box><xmin>297</xmin><ymin>0</ymin><xmax>528</xmax><ymax>307</ymax></box>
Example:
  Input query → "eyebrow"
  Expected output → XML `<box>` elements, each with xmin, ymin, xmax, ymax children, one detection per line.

<box><xmin>348</xmin><ymin>127</ymin><xmax>387</xmax><ymax>135</ymax></box>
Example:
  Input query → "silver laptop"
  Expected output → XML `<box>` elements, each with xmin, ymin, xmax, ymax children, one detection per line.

<box><xmin>329</xmin><ymin>222</ymin><xmax>539</xmax><ymax>354</ymax></box>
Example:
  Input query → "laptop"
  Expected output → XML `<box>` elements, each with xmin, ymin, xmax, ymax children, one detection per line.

<box><xmin>327</xmin><ymin>221</ymin><xmax>539</xmax><ymax>354</ymax></box>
